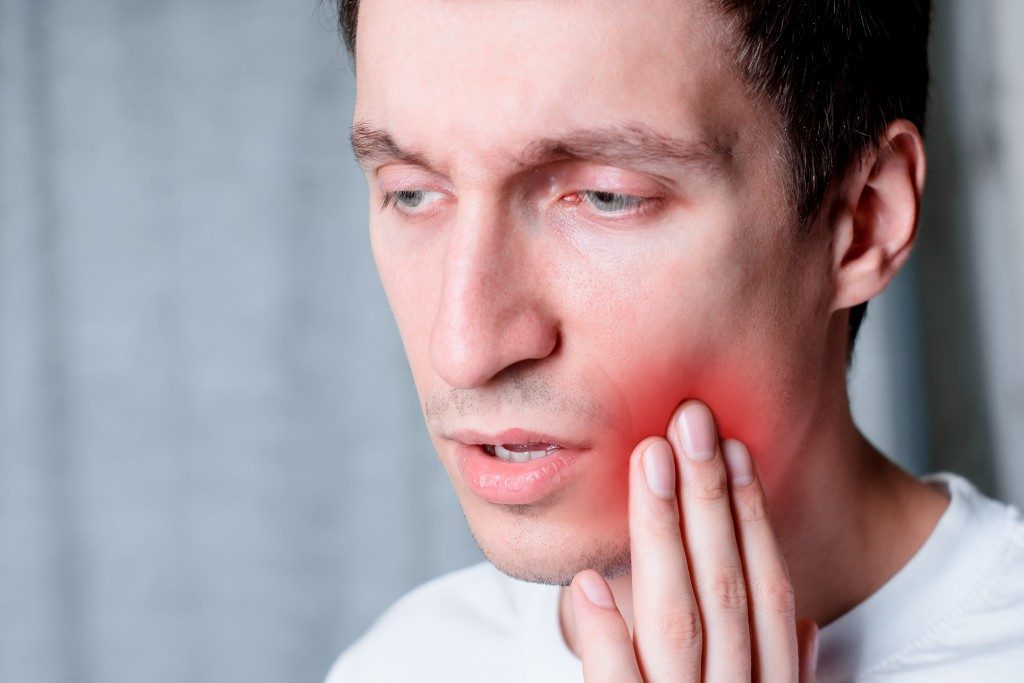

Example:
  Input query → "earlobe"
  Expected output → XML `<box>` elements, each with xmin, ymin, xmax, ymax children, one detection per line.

<box><xmin>828</xmin><ymin>121</ymin><xmax>927</xmax><ymax>314</ymax></box>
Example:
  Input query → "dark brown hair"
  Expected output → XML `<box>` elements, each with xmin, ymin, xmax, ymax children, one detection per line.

<box><xmin>333</xmin><ymin>0</ymin><xmax>932</xmax><ymax>368</ymax></box>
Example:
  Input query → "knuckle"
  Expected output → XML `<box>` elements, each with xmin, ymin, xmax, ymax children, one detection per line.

<box><xmin>689</xmin><ymin>466</ymin><xmax>730</xmax><ymax>502</ymax></box>
<box><xmin>655</xmin><ymin>605</ymin><xmax>704</xmax><ymax>647</ymax></box>
<box><xmin>734</xmin><ymin>489</ymin><xmax>769</xmax><ymax>524</ymax></box>
<box><xmin>751</xmin><ymin>574</ymin><xmax>796</xmax><ymax>615</ymax></box>
<box><xmin>708</xmin><ymin>571</ymin><xmax>749</xmax><ymax>612</ymax></box>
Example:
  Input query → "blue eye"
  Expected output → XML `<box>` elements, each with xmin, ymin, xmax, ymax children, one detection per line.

<box><xmin>394</xmin><ymin>190</ymin><xmax>426</xmax><ymax>208</ymax></box>
<box><xmin>380</xmin><ymin>189</ymin><xmax>444</xmax><ymax>214</ymax></box>
<box><xmin>581</xmin><ymin>191</ymin><xmax>647</xmax><ymax>214</ymax></box>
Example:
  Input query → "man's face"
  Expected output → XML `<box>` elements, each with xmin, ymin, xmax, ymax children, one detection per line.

<box><xmin>353</xmin><ymin>0</ymin><xmax>834</xmax><ymax>584</ymax></box>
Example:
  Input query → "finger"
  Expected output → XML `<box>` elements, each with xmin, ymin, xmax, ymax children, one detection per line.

<box><xmin>668</xmin><ymin>400</ymin><xmax>751</xmax><ymax>681</ymax></box>
<box><xmin>570</xmin><ymin>570</ymin><xmax>643</xmax><ymax>683</ymax></box>
<box><xmin>796</xmin><ymin>619</ymin><xmax>819</xmax><ymax>683</ymax></box>
<box><xmin>721</xmin><ymin>438</ymin><xmax>800</xmax><ymax>682</ymax></box>
<box><xmin>629</xmin><ymin>436</ymin><xmax>703</xmax><ymax>682</ymax></box>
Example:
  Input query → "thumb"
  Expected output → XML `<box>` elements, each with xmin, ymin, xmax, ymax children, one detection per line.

<box><xmin>797</xmin><ymin>619</ymin><xmax>819</xmax><ymax>683</ymax></box>
<box><xmin>569</xmin><ymin>570</ymin><xmax>642</xmax><ymax>683</ymax></box>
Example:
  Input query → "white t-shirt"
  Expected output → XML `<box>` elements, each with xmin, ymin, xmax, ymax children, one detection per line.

<box><xmin>325</xmin><ymin>472</ymin><xmax>1024</xmax><ymax>682</ymax></box>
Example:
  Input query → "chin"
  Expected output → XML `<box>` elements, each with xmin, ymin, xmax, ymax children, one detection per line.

<box><xmin>464</xmin><ymin>508</ymin><xmax>633</xmax><ymax>586</ymax></box>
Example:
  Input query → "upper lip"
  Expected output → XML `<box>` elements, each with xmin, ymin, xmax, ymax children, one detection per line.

<box><xmin>446</xmin><ymin>427</ymin><xmax>589</xmax><ymax>450</ymax></box>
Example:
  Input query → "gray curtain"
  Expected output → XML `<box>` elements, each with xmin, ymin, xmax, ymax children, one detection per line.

<box><xmin>1</xmin><ymin>1</ymin><xmax>1020</xmax><ymax>682</ymax></box>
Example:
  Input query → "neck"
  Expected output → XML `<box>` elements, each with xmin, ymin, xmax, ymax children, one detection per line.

<box><xmin>557</xmin><ymin>386</ymin><xmax>951</xmax><ymax>657</ymax></box>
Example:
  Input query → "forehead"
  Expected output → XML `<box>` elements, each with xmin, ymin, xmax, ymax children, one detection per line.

<box><xmin>354</xmin><ymin>0</ymin><xmax>754</xmax><ymax>176</ymax></box>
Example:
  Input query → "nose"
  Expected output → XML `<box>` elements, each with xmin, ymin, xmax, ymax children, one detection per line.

<box><xmin>429</xmin><ymin>201</ymin><xmax>559</xmax><ymax>389</ymax></box>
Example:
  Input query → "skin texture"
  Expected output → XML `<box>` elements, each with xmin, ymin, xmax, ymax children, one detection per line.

<box><xmin>350</xmin><ymin>0</ymin><xmax>951</xmax><ymax>669</ymax></box>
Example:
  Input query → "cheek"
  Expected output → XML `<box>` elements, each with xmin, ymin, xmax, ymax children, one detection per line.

<box><xmin>371</xmin><ymin>226</ymin><xmax>441</xmax><ymax>376</ymax></box>
<box><xmin>569</xmin><ymin>228</ymin><xmax>797</xmax><ymax>458</ymax></box>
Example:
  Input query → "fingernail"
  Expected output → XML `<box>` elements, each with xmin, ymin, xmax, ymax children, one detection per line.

<box><xmin>722</xmin><ymin>439</ymin><xmax>754</xmax><ymax>487</ymax></box>
<box><xmin>643</xmin><ymin>440</ymin><xmax>676</xmax><ymax>500</ymax></box>
<box><xmin>578</xmin><ymin>570</ymin><xmax>616</xmax><ymax>609</ymax></box>
<box><xmin>676</xmin><ymin>402</ymin><xmax>716</xmax><ymax>461</ymax></box>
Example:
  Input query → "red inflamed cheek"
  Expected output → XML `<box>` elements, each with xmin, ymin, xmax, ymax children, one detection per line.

<box><xmin>618</xmin><ymin>364</ymin><xmax>779</xmax><ymax>471</ymax></box>
<box><xmin>699</xmin><ymin>367</ymin><xmax>781</xmax><ymax>466</ymax></box>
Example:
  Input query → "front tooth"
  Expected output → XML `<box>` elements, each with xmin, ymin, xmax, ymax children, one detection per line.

<box><xmin>494</xmin><ymin>445</ymin><xmax>515</xmax><ymax>462</ymax></box>
<box><xmin>511</xmin><ymin>449</ymin><xmax>531</xmax><ymax>463</ymax></box>
<box><xmin>493</xmin><ymin>445</ymin><xmax>558</xmax><ymax>462</ymax></box>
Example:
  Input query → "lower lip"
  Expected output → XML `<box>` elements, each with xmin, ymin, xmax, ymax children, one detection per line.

<box><xmin>454</xmin><ymin>442</ymin><xmax>588</xmax><ymax>505</ymax></box>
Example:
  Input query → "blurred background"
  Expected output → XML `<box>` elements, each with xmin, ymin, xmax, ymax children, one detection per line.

<box><xmin>1</xmin><ymin>0</ymin><xmax>1022</xmax><ymax>681</ymax></box>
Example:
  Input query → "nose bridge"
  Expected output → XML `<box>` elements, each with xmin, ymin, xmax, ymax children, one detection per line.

<box><xmin>447</xmin><ymin>199</ymin><xmax>513</xmax><ymax>306</ymax></box>
<box><xmin>429</xmin><ymin>199</ymin><xmax>555</xmax><ymax>389</ymax></box>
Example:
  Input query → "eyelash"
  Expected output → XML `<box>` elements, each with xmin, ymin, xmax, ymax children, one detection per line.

<box><xmin>379</xmin><ymin>191</ymin><xmax>399</xmax><ymax>212</ymax></box>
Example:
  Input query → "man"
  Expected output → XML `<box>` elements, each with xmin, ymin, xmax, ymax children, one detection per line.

<box><xmin>325</xmin><ymin>0</ymin><xmax>1024</xmax><ymax>680</ymax></box>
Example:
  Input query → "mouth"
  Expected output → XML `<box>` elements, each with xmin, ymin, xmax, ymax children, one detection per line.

<box><xmin>446</xmin><ymin>428</ymin><xmax>590</xmax><ymax>504</ymax></box>
<box><xmin>481</xmin><ymin>442</ymin><xmax>563</xmax><ymax>463</ymax></box>
<box><xmin>447</xmin><ymin>427</ymin><xmax>586</xmax><ymax>452</ymax></box>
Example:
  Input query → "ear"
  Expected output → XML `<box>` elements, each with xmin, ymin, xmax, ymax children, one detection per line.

<box><xmin>828</xmin><ymin>120</ymin><xmax>927</xmax><ymax>313</ymax></box>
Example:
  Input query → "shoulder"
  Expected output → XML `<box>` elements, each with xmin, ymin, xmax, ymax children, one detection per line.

<box><xmin>871</xmin><ymin>474</ymin><xmax>1024</xmax><ymax>680</ymax></box>
<box><xmin>930</xmin><ymin>472</ymin><xmax>1024</xmax><ymax>621</ymax></box>
<box><xmin>324</xmin><ymin>561</ymin><xmax>524</xmax><ymax>683</ymax></box>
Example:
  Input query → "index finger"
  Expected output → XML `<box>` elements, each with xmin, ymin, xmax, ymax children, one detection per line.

<box><xmin>629</xmin><ymin>435</ymin><xmax>703</xmax><ymax>682</ymax></box>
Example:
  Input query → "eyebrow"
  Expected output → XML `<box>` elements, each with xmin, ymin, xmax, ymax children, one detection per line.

<box><xmin>349</xmin><ymin>120</ymin><xmax>733</xmax><ymax>178</ymax></box>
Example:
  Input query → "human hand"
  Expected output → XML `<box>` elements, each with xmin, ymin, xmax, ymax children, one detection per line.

<box><xmin>569</xmin><ymin>399</ymin><xmax>818</xmax><ymax>682</ymax></box>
